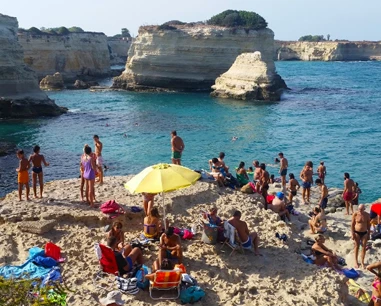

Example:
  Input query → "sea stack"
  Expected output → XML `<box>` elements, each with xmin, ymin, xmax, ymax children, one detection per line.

<box><xmin>0</xmin><ymin>14</ymin><xmax>66</xmax><ymax>118</ymax></box>
<box><xmin>211</xmin><ymin>51</ymin><xmax>286</xmax><ymax>101</ymax></box>
<box><xmin>113</xmin><ymin>11</ymin><xmax>283</xmax><ymax>92</ymax></box>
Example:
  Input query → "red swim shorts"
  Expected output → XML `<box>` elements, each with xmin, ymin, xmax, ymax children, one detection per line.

<box><xmin>343</xmin><ymin>192</ymin><xmax>354</xmax><ymax>201</ymax></box>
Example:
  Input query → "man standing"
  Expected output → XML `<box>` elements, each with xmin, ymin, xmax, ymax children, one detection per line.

<box><xmin>93</xmin><ymin>135</ymin><xmax>104</xmax><ymax>184</ymax></box>
<box><xmin>343</xmin><ymin>172</ymin><xmax>355</xmax><ymax>215</ymax></box>
<box><xmin>228</xmin><ymin>210</ymin><xmax>261</xmax><ymax>255</ymax></box>
<box><xmin>300</xmin><ymin>161</ymin><xmax>313</xmax><ymax>204</ymax></box>
<box><xmin>278</xmin><ymin>153</ymin><xmax>288</xmax><ymax>189</ymax></box>
<box><xmin>171</xmin><ymin>131</ymin><xmax>184</xmax><ymax>165</ymax></box>
<box><xmin>351</xmin><ymin>204</ymin><xmax>370</xmax><ymax>269</ymax></box>
<box><xmin>259</xmin><ymin>163</ymin><xmax>270</xmax><ymax>209</ymax></box>
<box><xmin>315</xmin><ymin>178</ymin><xmax>329</xmax><ymax>209</ymax></box>
<box><xmin>317</xmin><ymin>161</ymin><xmax>326</xmax><ymax>184</ymax></box>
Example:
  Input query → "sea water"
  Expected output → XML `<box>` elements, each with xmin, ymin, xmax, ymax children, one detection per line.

<box><xmin>1</xmin><ymin>61</ymin><xmax>381</xmax><ymax>202</ymax></box>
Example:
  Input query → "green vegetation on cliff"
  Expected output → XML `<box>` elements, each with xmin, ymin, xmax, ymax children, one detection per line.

<box><xmin>298</xmin><ymin>35</ymin><xmax>326</xmax><ymax>42</ymax></box>
<box><xmin>207</xmin><ymin>10</ymin><xmax>268</xmax><ymax>30</ymax></box>
<box><xmin>20</xmin><ymin>26</ymin><xmax>86</xmax><ymax>36</ymax></box>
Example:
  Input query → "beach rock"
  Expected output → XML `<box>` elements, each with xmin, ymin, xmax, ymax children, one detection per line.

<box><xmin>19</xmin><ymin>30</ymin><xmax>111</xmax><ymax>81</ymax></box>
<box><xmin>113</xmin><ymin>24</ymin><xmax>285</xmax><ymax>91</ymax></box>
<box><xmin>108</xmin><ymin>38</ymin><xmax>131</xmax><ymax>65</ymax></box>
<box><xmin>275</xmin><ymin>41</ymin><xmax>381</xmax><ymax>61</ymax></box>
<box><xmin>211</xmin><ymin>51</ymin><xmax>287</xmax><ymax>101</ymax></box>
<box><xmin>17</xmin><ymin>220</ymin><xmax>56</xmax><ymax>234</ymax></box>
<box><xmin>39</xmin><ymin>72</ymin><xmax>64</xmax><ymax>90</ymax></box>
<box><xmin>0</xmin><ymin>142</ymin><xmax>16</xmax><ymax>156</ymax></box>
<box><xmin>73</xmin><ymin>79</ymin><xmax>89</xmax><ymax>89</ymax></box>
<box><xmin>0</xmin><ymin>14</ymin><xmax>66</xmax><ymax>118</ymax></box>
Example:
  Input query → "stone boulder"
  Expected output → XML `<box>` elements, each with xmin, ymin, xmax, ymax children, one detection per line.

<box><xmin>73</xmin><ymin>79</ymin><xmax>89</xmax><ymax>89</ymax></box>
<box><xmin>39</xmin><ymin>72</ymin><xmax>64</xmax><ymax>90</ymax></box>
<box><xmin>211</xmin><ymin>52</ymin><xmax>287</xmax><ymax>101</ymax></box>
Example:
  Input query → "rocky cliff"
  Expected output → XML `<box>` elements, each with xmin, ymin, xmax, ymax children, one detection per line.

<box><xmin>0</xmin><ymin>14</ymin><xmax>65</xmax><ymax>118</ymax></box>
<box><xmin>108</xmin><ymin>38</ymin><xmax>131</xmax><ymax>65</ymax></box>
<box><xmin>18</xmin><ymin>31</ymin><xmax>111</xmax><ymax>81</ymax></box>
<box><xmin>211</xmin><ymin>52</ymin><xmax>286</xmax><ymax>101</ymax></box>
<box><xmin>113</xmin><ymin>25</ymin><xmax>278</xmax><ymax>91</ymax></box>
<box><xmin>275</xmin><ymin>41</ymin><xmax>381</xmax><ymax>61</ymax></box>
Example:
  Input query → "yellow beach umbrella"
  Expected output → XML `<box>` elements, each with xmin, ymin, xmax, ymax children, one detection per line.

<box><xmin>124</xmin><ymin>163</ymin><xmax>201</xmax><ymax>228</ymax></box>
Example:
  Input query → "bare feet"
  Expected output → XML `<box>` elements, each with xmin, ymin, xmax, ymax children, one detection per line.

<box><xmin>26</xmin><ymin>197</ymin><xmax>31</xmax><ymax>201</ymax></box>
<box><xmin>34</xmin><ymin>195</ymin><xmax>40</xmax><ymax>199</ymax></box>
<box><xmin>354</xmin><ymin>262</ymin><xmax>359</xmax><ymax>269</ymax></box>
<box><xmin>361</xmin><ymin>263</ymin><xmax>366</xmax><ymax>269</ymax></box>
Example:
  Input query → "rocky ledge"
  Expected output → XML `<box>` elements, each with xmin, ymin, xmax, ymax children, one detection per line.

<box><xmin>211</xmin><ymin>52</ymin><xmax>287</xmax><ymax>101</ymax></box>
<box><xmin>0</xmin><ymin>14</ymin><xmax>66</xmax><ymax>118</ymax></box>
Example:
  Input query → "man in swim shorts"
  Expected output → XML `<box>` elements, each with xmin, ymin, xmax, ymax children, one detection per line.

<box><xmin>93</xmin><ymin>135</ymin><xmax>104</xmax><ymax>184</ymax></box>
<box><xmin>158</xmin><ymin>227</ymin><xmax>183</xmax><ymax>265</ymax></box>
<box><xmin>317</xmin><ymin>161</ymin><xmax>326</xmax><ymax>184</ymax></box>
<box><xmin>315</xmin><ymin>178</ymin><xmax>329</xmax><ymax>209</ymax></box>
<box><xmin>351</xmin><ymin>204</ymin><xmax>370</xmax><ymax>269</ymax></box>
<box><xmin>28</xmin><ymin>145</ymin><xmax>49</xmax><ymax>198</ymax></box>
<box><xmin>16</xmin><ymin>150</ymin><xmax>30</xmax><ymax>201</ymax></box>
<box><xmin>171</xmin><ymin>130</ymin><xmax>184</xmax><ymax>165</ymax></box>
<box><xmin>278</xmin><ymin>153</ymin><xmax>288</xmax><ymax>189</ymax></box>
<box><xmin>228</xmin><ymin>210</ymin><xmax>261</xmax><ymax>255</ymax></box>
<box><xmin>300</xmin><ymin>161</ymin><xmax>313</xmax><ymax>204</ymax></box>
<box><xmin>343</xmin><ymin>172</ymin><xmax>355</xmax><ymax>215</ymax></box>
<box><xmin>107</xmin><ymin>236</ymin><xmax>143</xmax><ymax>275</ymax></box>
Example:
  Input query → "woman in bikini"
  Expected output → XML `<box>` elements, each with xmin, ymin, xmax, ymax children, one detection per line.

<box><xmin>143</xmin><ymin>207</ymin><xmax>164</xmax><ymax>239</ymax></box>
<box><xmin>210</xmin><ymin>157</ymin><xmax>225</xmax><ymax>187</ymax></box>
<box><xmin>28</xmin><ymin>145</ymin><xmax>49</xmax><ymax>198</ymax></box>
<box><xmin>106</xmin><ymin>221</ymin><xmax>125</xmax><ymax>250</ymax></box>
<box><xmin>80</xmin><ymin>145</ymin><xmax>96</xmax><ymax>207</ymax></box>
<box><xmin>203</xmin><ymin>206</ymin><xmax>225</xmax><ymax>241</ymax></box>
<box><xmin>236</xmin><ymin>161</ymin><xmax>249</xmax><ymax>186</ymax></box>
<box><xmin>311</xmin><ymin>234</ymin><xmax>340</xmax><ymax>270</ymax></box>
<box><xmin>142</xmin><ymin>192</ymin><xmax>156</xmax><ymax>216</ymax></box>
<box><xmin>367</xmin><ymin>261</ymin><xmax>381</xmax><ymax>306</ymax></box>
<box><xmin>309</xmin><ymin>207</ymin><xmax>327</xmax><ymax>234</ymax></box>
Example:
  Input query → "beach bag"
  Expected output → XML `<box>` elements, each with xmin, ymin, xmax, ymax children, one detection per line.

<box><xmin>180</xmin><ymin>286</ymin><xmax>205</xmax><ymax>304</ymax></box>
<box><xmin>100</xmin><ymin>200</ymin><xmax>125</xmax><ymax>214</ymax></box>
<box><xmin>45</xmin><ymin>242</ymin><xmax>61</xmax><ymax>261</ymax></box>
<box><xmin>201</xmin><ymin>224</ymin><xmax>218</xmax><ymax>245</ymax></box>
<box><xmin>116</xmin><ymin>276</ymin><xmax>139</xmax><ymax>295</ymax></box>
<box><xmin>33</xmin><ymin>256</ymin><xmax>57</xmax><ymax>268</ymax></box>
<box><xmin>241</xmin><ymin>183</ymin><xmax>254</xmax><ymax>194</ymax></box>
<box><xmin>343</xmin><ymin>268</ymin><xmax>360</xmax><ymax>279</ymax></box>
<box><xmin>135</xmin><ymin>265</ymin><xmax>149</xmax><ymax>289</ymax></box>
<box><xmin>182</xmin><ymin>229</ymin><xmax>194</xmax><ymax>240</ymax></box>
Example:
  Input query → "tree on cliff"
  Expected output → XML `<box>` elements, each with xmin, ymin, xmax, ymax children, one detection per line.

<box><xmin>121</xmin><ymin>28</ymin><xmax>131</xmax><ymax>38</ymax></box>
<box><xmin>298</xmin><ymin>35</ymin><xmax>326</xmax><ymax>42</ymax></box>
<box><xmin>68</xmin><ymin>26</ymin><xmax>84</xmax><ymax>33</ymax></box>
<box><xmin>207</xmin><ymin>10</ymin><xmax>268</xmax><ymax>30</ymax></box>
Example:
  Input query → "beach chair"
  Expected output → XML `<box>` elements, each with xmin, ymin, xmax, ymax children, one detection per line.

<box><xmin>149</xmin><ymin>269</ymin><xmax>182</xmax><ymax>300</ymax></box>
<box><xmin>93</xmin><ymin>243</ymin><xmax>120</xmax><ymax>290</ymax></box>
<box><xmin>221</xmin><ymin>222</ymin><xmax>244</xmax><ymax>256</ymax></box>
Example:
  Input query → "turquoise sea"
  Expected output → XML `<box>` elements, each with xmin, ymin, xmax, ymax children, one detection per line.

<box><xmin>1</xmin><ymin>61</ymin><xmax>381</xmax><ymax>202</ymax></box>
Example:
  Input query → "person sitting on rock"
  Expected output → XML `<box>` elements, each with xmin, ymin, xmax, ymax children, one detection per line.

<box><xmin>268</xmin><ymin>192</ymin><xmax>291</xmax><ymax>224</ymax></box>
<box><xmin>311</xmin><ymin>234</ymin><xmax>340</xmax><ymax>270</ymax></box>
<box><xmin>107</xmin><ymin>236</ymin><xmax>143</xmax><ymax>275</ymax></box>
<box><xmin>236</xmin><ymin>161</ymin><xmax>250</xmax><ymax>186</ymax></box>
<box><xmin>309</xmin><ymin>206</ymin><xmax>327</xmax><ymax>234</ymax></box>
<box><xmin>158</xmin><ymin>227</ymin><xmax>183</xmax><ymax>266</ymax></box>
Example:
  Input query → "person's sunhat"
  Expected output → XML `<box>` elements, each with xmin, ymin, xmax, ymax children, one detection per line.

<box><xmin>100</xmin><ymin>290</ymin><xmax>125</xmax><ymax>305</ymax></box>
<box><xmin>276</xmin><ymin>191</ymin><xmax>284</xmax><ymax>199</ymax></box>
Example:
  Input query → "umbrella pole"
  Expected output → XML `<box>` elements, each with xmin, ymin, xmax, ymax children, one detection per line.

<box><xmin>162</xmin><ymin>192</ymin><xmax>167</xmax><ymax>230</ymax></box>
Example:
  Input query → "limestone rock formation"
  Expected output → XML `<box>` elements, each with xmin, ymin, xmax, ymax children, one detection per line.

<box><xmin>39</xmin><ymin>72</ymin><xmax>64</xmax><ymax>90</ymax></box>
<box><xmin>275</xmin><ymin>41</ymin><xmax>381</xmax><ymax>61</ymax></box>
<box><xmin>0</xmin><ymin>14</ymin><xmax>66</xmax><ymax>118</ymax></box>
<box><xmin>113</xmin><ymin>25</ymin><xmax>278</xmax><ymax>91</ymax></box>
<box><xmin>18</xmin><ymin>31</ymin><xmax>111</xmax><ymax>81</ymax></box>
<box><xmin>211</xmin><ymin>52</ymin><xmax>286</xmax><ymax>101</ymax></box>
<box><xmin>108</xmin><ymin>38</ymin><xmax>131</xmax><ymax>65</ymax></box>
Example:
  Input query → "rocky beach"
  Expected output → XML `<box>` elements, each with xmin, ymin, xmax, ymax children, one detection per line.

<box><xmin>0</xmin><ymin>175</ymin><xmax>379</xmax><ymax>305</ymax></box>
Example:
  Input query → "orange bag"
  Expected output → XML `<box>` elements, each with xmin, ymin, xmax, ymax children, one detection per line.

<box><xmin>45</xmin><ymin>242</ymin><xmax>61</xmax><ymax>261</ymax></box>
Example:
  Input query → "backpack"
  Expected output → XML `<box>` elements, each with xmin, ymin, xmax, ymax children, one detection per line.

<box><xmin>100</xmin><ymin>200</ymin><xmax>125</xmax><ymax>214</ymax></box>
<box><xmin>45</xmin><ymin>242</ymin><xmax>61</xmax><ymax>261</ymax></box>
<box><xmin>180</xmin><ymin>286</ymin><xmax>205</xmax><ymax>304</ymax></box>
<box><xmin>135</xmin><ymin>265</ymin><xmax>150</xmax><ymax>289</ymax></box>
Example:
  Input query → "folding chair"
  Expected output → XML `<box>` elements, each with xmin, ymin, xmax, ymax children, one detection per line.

<box><xmin>149</xmin><ymin>269</ymin><xmax>182</xmax><ymax>300</ymax></box>
<box><xmin>221</xmin><ymin>222</ymin><xmax>244</xmax><ymax>256</ymax></box>
<box><xmin>93</xmin><ymin>243</ymin><xmax>120</xmax><ymax>290</ymax></box>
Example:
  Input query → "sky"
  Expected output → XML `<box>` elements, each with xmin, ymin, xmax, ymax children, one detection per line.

<box><xmin>2</xmin><ymin>0</ymin><xmax>381</xmax><ymax>41</ymax></box>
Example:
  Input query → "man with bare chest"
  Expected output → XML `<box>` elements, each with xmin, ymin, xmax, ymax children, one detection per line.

<box><xmin>28</xmin><ymin>145</ymin><xmax>49</xmax><ymax>198</ymax></box>
<box><xmin>278</xmin><ymin>153</ymin><xmax>288</xmax><ymax>189</ymax></box>
<box><xmin>351</xmin><ymin>204</ymin><xmax>370</xmax><ymax>269</ymax></box>
<box><xmin>343</xmin><ymin>172</ymin><xmax>355</xmax><ymax>215</ymax></box>
<box><xmin>171</xmin><ymin>130</ymin><xmax>184</xmax><ymax>165</ymax></box>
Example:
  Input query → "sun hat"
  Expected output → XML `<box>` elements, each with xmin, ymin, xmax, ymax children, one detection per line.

<box><xmin>276</xmin><ymin>192</ymin><xmax>284</xmax><ymax>199</ymax></box>
<box><xmin>100</xmin><ymin>290</ymin><xmax>125</xmax><ymax>305</ymax></box>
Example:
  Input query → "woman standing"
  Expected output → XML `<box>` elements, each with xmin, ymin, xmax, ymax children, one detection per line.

<box><xmin>81</xmin><ymin>145</ymin><xmax>96</xmax><ymax>207</ymax></box>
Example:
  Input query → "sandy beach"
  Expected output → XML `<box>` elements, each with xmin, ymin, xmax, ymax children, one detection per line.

<box><xmin>0</xmin><ymin>176</ymin><xmax>379</xmax><ymax>305</ymax></box>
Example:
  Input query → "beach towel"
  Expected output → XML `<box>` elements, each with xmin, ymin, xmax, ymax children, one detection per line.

<box><xmin>0</xmin><ymin>257</ymin><xmax>56</xmax><ymax>280</ymax></box>
<box><xmin>347</xmin><ymin>279</ymin><xmax>371</xmax><ymax>303</ymax></box>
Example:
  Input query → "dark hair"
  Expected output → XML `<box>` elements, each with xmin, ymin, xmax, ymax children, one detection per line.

<box><xmin>112</xmin><ymin>221</ymin><xmax>123</xmax><ymax>229</ymax></box>
<box><xmin>253</xmin><ymin>160</ymin><xmax>259</xmax><ymax>166</ymax></box>
<box><xmin>314</xmin><ymin>207</ymin><xmax>321</xmax><ymax>213</ymax></box>
<box><xmin>344</xmin><ymin>172</ymin><xmax>350</xmax><ymax>179</ymax></box>
<box><xmin>150</xmin><ymin>207</ymin><xmax>160</xmax><ymax>218</ymax></box>
<box><xmin>278</xmin><ymin>152</ymin><xmax>283</xmax><ymax>157</ymax></box>
<box><xmin>93</xmin><ymin>135</ymin><xmax>99</xmax><ymax>139</ymax></box>
<box><xmin>315</xmin><ymin>179</ymin><xmax>322</xmax><ymax>185</ymax></box>
<box><xmin>165</xmin><ymin>226</ymin><xmax>174</xmax><ymax>237</ymax></box>
<box><xmin>212</xmin><ymin>157</ymin><xmax>219</xmax><ymax>163</ymax></box>
<box><xmin>306</xmin><ymin>161</ymin><xmax>313</xmax><ymax>168</ymax></box>
<box><xmin>270</xmin><ymin>174</ymin><xmax>274</xmax><ymax>178</ymax></box>
<box><xmin>107</xmin><ymin>236</ymin><xmax>117</xmax><ymax>248</ymax></box>
<box><xmin>274</xmin><ymin>158</ymin><xmax>280</xmax><ymax>163</ymax></box>
<box><xmin>219</xmin><ymin>152</ymin><xmax>225</xmax><ymax>159</ymax></box>
<box><xmin>238</xmin><ymin>161</ymin><xmax>245</xmax><ymax>169</ymax></box>
<box><xmin>17</xmin><ymin>149</ymin><xmax>24</xmax><ymax>155</ymax></box>
<box><xmin>355</xmin><ymin>182</ymin><xmax>359</xmax><ymax>187</ymax></box>
<box><xmin>84</xmin><ymin>146</ymin><xmax>92</xmax><ymax>155</ymax></box>
<box><xmin>320</xmin><ymin>161</ymin><xmax>324</xmax><ymax>165</ymax></box>
<box><xmin>233</xmin><ymin>210</ymin><xmax>241</xmax><ymax>217</ymax></box>
<box><xmin>33</xmin><ymin>145</ymin><xmax>40</xmax><ymax>153</ymax></box>
<box><xmin>171</xmin><ymin>130</ymin><xmax>177</xmax><ymax>136</ymax></box>
<box><xmin>260</xmin><ymin>163</ymin><xmax>266</xmax><ymax>170</ymax></box>
<box><xmin>289</xmin><ymin>173</ymin><xmax>295</xmax><ymax>179</ymax></box>
<box><xmin>161</xmin><ymin>258</ymin><xmax>174</xmax><ymax>270</ymax></box>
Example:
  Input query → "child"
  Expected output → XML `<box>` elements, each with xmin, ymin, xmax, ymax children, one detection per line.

<box><xmin>28</xmin><ymin>145</ymin><xmax>49</xmax><ymax>198</ymax></box>
<box><xmin>352</xmin><ymin>182</ymin><xmax>362</xmax><ymax>206</ymax></box>
<box><xmin>288</xmin><ymin>173</ymin><xmax>300</xmax><ymax>204</ymax></box>
<box><xmin>16</xmin><ymin>150</ymin><xmax>30</xmax><ymax>201</ymax></box>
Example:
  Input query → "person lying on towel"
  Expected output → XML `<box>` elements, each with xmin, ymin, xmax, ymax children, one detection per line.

<box><xmin>107</xmin><ymin>236</ymin><xmax>143</xmax><ymax>275</ymax></box>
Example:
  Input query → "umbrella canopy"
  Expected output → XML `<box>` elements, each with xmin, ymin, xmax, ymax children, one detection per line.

<box><xmin>125</xmin><ymin>163</ymin><xmax>201</xmax><ymax>194</ymax></box>
<box><xmin>371</xmin><ymin>203</ymin><xmax>381</xmax><ymax>216</ymax></box>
